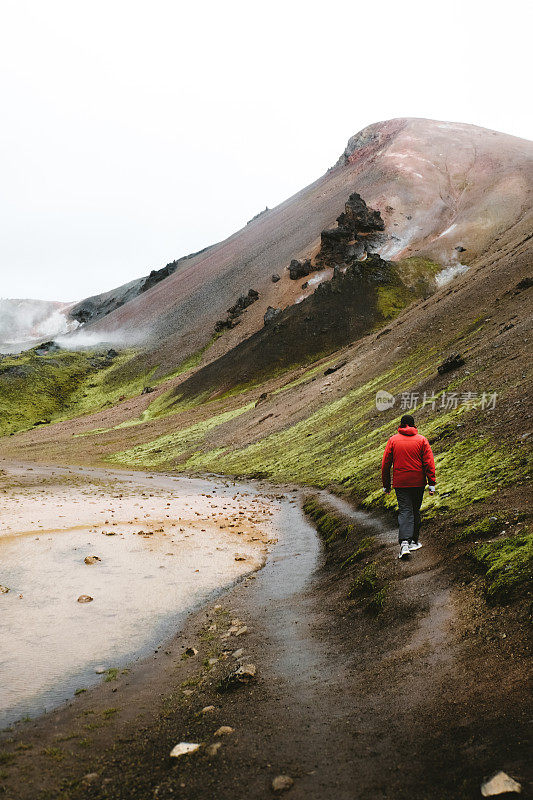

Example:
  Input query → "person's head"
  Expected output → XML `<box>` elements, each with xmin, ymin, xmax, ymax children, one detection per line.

<box><xmin>400</xmin><ymin>414</ymin><xmax>415</xmax><ymax>428</ymax></box>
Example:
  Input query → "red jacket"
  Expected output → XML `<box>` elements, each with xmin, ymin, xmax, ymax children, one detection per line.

<box><xmin>381</xmin><ymin>426</ymin><xmax>436</xmax><ymax>489</ymax></box>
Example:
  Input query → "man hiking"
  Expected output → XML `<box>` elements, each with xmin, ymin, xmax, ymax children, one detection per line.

<box><xmin>381</xmin><ymin>414</ymin><xmax>436</xmax><ymax>559</ymax></box>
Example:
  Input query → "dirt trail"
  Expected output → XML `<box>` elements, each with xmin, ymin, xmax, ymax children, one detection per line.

<box><xmin>0</xmin><ymin>467</ymin><xmax>530</xmax><ymax>800</ymax></box>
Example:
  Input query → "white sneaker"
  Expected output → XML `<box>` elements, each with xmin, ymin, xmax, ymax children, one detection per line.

<box><xmin>398</xmin><ymin>541</ymin><xmax>410</xmax><ymax>559</ymax></box>
<box><xmin>409</xmin><ymin>541</ymin><xmax>422</xmax><ymax>551</ymax></box>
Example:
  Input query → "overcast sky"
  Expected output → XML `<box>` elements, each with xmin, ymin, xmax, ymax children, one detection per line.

<box><xmin>0</xmin><ymin>0</ymin><xmax>530</xmax><ymax>302</ymax></box>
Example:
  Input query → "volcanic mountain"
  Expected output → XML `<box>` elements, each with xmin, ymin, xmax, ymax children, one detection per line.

<box><xmin>58</xmin><ymin>117</ymin><xmax>532</xmax><ymax>376</ymax></box>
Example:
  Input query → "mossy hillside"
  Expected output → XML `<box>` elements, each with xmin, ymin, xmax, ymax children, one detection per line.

<box><xmin>0</xmin><ymin>347</ymin><xmax>162</xmax><ymax>436</ymax></box>
<box><xmin>470</xmin><ymin>530</ymin><xmax>532</xmax><ymax>604</ymax></box>
<box><xmin>57</xmin><ymin>351</ymin><xmax>158</xmax><ymax>420</ymax></box>
<box><xmin>109</xmin><ymin>403</ymin><xmax>255</xmax><ymax>468</ymax></box>
<box><xmin>0</xmin><ymin>350</ymin><xmax>95</xmax><ymax>436</ymax></box>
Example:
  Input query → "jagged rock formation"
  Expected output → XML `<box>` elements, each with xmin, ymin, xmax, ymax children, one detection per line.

<box><xmin>316</xmin><ymin>192</ymin><xmax>385</xmax><ymax>268</ymax></box>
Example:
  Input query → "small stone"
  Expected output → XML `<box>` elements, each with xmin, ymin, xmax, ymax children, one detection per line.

<box><xmin>207</xmin><ymin>742</ymin><xmax>222</xmax><ymax>756</ymax></box>
<box><xmin>214</xmin><ymin>725</ymin><xmax>234</xmax><ymax>736</ymax></box>
<box><xmin>169</xmin><ymin>742</ymin><xmax>201</xmax><ymax>758</ymax></box>
<box><xmin>232</xmin><ymin>648</ymin><xmax>244</xmax><ymax>659</ymax></box>
<box><xmin>182</xmin><ymin>689</ymin><xmax>194</xmax><ymax>696</ymax></box>
<box><xmin>84</xmin><ymin>555</ymin><xmax>101</xmax><ymax>565</ymax></box>
<box><xmin>0</xmin><ymin>585</ymin><xmax>9</xmax><ymax>594</ymax></box>
<box><xmin>208</xmin><ymin>658</ymin><xmax>219</xmax><ymax>666</ymax></box>
<box><xmin>272</xmin><ymin>774</ymin><xmax>294</xmax><ymax>792</ymax></box>
<box><xmin>271</xmin><ymin>274</ymin><xmax>280</xmax><ymax>282</ymax></box>
<box><xmin>82</xmin><ymin>772</ymin><xmax>99</xmax><ymax>783</ymax></box>
<box><xmin>201</xmin><ymin>705</ymin><xmax>216</xmax><ymax>714</ymax></box>
<box><xmin>481</xmin><ymin>771</ymin><xmax>522</xmax><ymax>796</ymax></box>
<box><xmin>77</xmin><ymin>595</ymin><xmax>93</xmax><ymax>603</ymax></box>
<box><xmin>184</xmin><ymin>647</ymin><xmax>198</xmax><ymax>657</ymax></box>
<box><xmin>218</xmin><ymin>663</ymin><xmax>257</xmax><ymax>691</ymax></box>
<box><xmin>94</xmin><ymin>666</ymin><xmax>106</xmax><ymax>674</ymax></box>
<box><xmin>234</xmin><ymin>554</ymin><xmax>246</xmax><ymax>561</ymax></box>
<box><xmin>235</xmin><ymin>626</ymin><xmax>248</xmax><ymax>636</ymax></box>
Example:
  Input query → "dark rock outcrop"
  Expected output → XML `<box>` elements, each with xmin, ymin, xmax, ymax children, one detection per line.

<box><xmin>215</xmin><ymin>289</ymin><xmax>259</xmax><ymax>333</ymax></box>
<box><xmin>316</xmin><ymin>193</ymin><xmax>385</xmax><ymax>269</ymax></box>
<box><xmin>437</xmin><ymin>353</ymin><xmax>465</xmax><ymax>374</ymax></box>
<box><xmin>288</xmin><ymin>259</ymin><xmax>312</xmax><ymax>280</ymax></box>
<box><xmin>271</xmin><ymin>274</ymin><xmax>281</xmax><ymax>283</ymax></box>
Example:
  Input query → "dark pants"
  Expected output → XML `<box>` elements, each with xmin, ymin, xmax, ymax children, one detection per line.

<box><xmin>395</xmin><ymin>487</ymin><xmax>425</xmax><ymax>544</ymax></box>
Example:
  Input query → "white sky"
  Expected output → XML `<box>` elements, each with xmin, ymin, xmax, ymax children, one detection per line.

<box><xmin>0</xmin><ymin>0</ymin><xmax>531</xmax><ymax>302</ymax></box>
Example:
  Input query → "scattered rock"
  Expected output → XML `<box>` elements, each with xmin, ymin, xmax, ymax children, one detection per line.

<box><xmin>324</xmin><ymin>361</ymin><xmax>346</xmax><ymax>376</ymax></box>
<box><xmin>455</xmin><ymin>245</ymin><xmax>466</xmax><ymax>252</ymax></box>
<box><xmin>107</xmin><ymin>348</ymin><xmax>119</xmax><ymax>358</ymax></box>
<box><xmin>255</xmin><ymin>392</ymin><xmax>269</xmax><ymax>406</ymax></box>
<box><xmin>288</xmin><ymin>259</ymin><xmax>312</xmax><ymax>280</ymax></box>
<box><xmin>234</xmin><ymin>554</ymin><xmax>247</xmax><ymax>561</ymax></box>
<box><xmin>272</xmin><ymin>774</ymin><xmax>294</xmax><ymax>793</ymax></box>
<box><xmin>207</xmin><ymin>657</ymin><xmax>219</xmax><ymax>666</ymax></box>
<box><xmin>184</xmin><ymin>647</ymin><xmax>198</xmax><ymax>657</ymax></box>
<box><xmin>35</xmin><ymin>341</ymin><xmax>60</xmax><ymax>355</ymax></box>
<box><xmin>94</xmin><ymin>666</ymin><xmax>107</xmax><ymax>674</ymax></box>
<box><xmin>82</xmin><ymin>772</ymin><xmax>99</xmax><ymax>783</ymax></box>
<box><xmin>77</xmin><ymin>595</ymin><xmax>93</xmax><ymax>603</ymax></box>
<box><xmin>215</xmin><ymin>288</ymin><xmax>259</xmax><ymax>332</ymax></box>
<box><xmin>264</xmin><ymin>306</ymin><xmax>281</xmax><ymax>326</ymax></box>
<box><xmin>218</xmin><ymin>663</ymin><xmax>257</xmax><ymax>691</ymax></box>
<box><xmin>169</xmin><ymin>742</ymin><xmax>201</xmax><ymax>758</ymax></box>
<box><xmin>271</xmin><ymin>274</ymin><xmax>280</xmax><ymax>282</ymax></box>
<box><xmin>214</xmin><ymin>725</ymin><xmax>234</xmax><ymax>736</ymax></box>
<box><xmin>141</xmin><ymin>386</ymin><xmax>155</xmax><ymax>395</ymax></box>
<box><xmin>481</xmin><ymin>771</ymin><xmax>522</xmax><ymax>796</ymax></box>
<box><xmin>235</xmin><ymin>626</ymin><xmax>248</xmax><ymax>636</ymax></box>
<box><xmin>84</xmin><ymin>555</ymin><xmax>101</xmax><ymax>565</ymax></box>
<box><xmin>232</xmin><ymin>648</ymin><xmax>244</xmax><ymax>659</ymax></box>
<box><xmin>207</xmin><ymin>742</ymin><xmax>222</xmax><ymax>756</ymax></box>
<box><xmin>0</xmin><ymin>585</ymin><xmax>9</xmax><ymax>594</ymax></box>
<box><xmin>437</xmin><ymin>353</ymin><xmax>465</xmax><ymax>374</ymax></box>
<box><xmin>201</xmin><ymin>705</ymin><xmax>216</xmax><ymax>714</ymax></box>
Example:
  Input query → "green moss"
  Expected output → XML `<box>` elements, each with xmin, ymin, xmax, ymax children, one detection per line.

<box><xmin>0</xmin><ymin>350</ymin><xmax>94</xmax><ymax>436</ymax></box>
<box><xmin>453</xmin><ymin>515</ymin><xmax>505</xmax><ymax>543</ymax></box>
<box><xmin>349</xmin><ymin>562</ymin><xmax>379</xmax><ymax>596</ymax></box>
<box><xmin>341</xmin><ymin>537</ymin><xmax>374</xmax><ymax>569</ymax></box>
<box><xmin>104</xmin><ymin>668</ymin><xmax>119</xmax><ymax>682</ymax></box>
<box><xmin>109</xmin><ymin>403</ymin><xmax>254</xmax><ymax>468</ymax></box>
<box><xmin>376</xmin><ymin>284</ymin><xmax>414</xmax><ymax>320</ymax></box>
<box><xmin>0</xmin><ymin>348</ymin><xmax>159</xmax><ymax>436</ymax></box>
<box><xmin>471</xmin><ymin>531</ymin><xmax>532</xmax><ymax>604</ymax></box>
